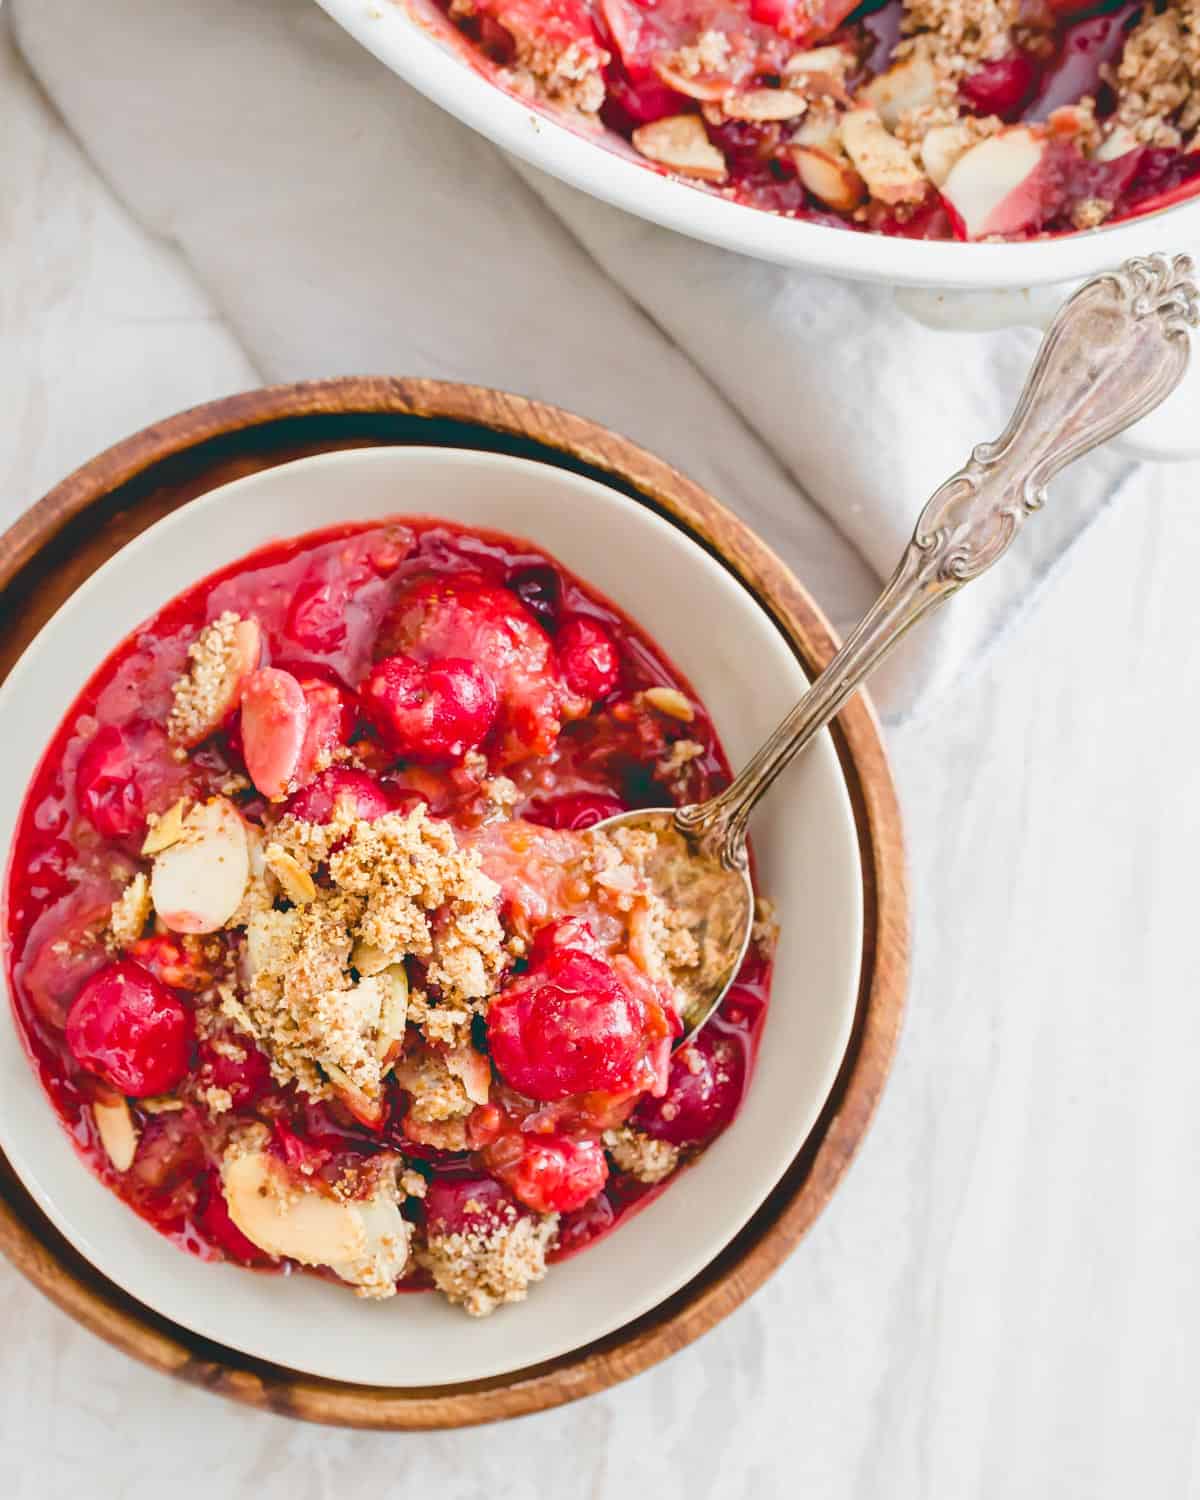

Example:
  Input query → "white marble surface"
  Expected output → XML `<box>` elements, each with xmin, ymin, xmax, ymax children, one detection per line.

<box><xmin>6</xmin><ymin>15</ymin><xmax>1200</xmax><ymax>1498</ymax></box>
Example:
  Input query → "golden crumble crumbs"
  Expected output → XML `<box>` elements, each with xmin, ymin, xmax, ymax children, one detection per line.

<box><xmin>167</xmin><ymin>612</ymin><xmax>252</xmax><ymax>746</ymax></box>
<box><xmin>420</xmin><ymin>1204</ymin><xmax>559</xmax><ymax>1317</ymax></box>
<box><xmin>108</xmin><ymin>872</ymin><xmax>151</xmax><ymax>947</ymax></box>
<box><xmin>1110</xmin><ymin>0</ymin><xmax>1200</xmax><ymax>147</ymax></box>
<box><xmin>603</xmin><ymin>1126</ymin><xmax>680</xmax><ymax>1183</ymax></box>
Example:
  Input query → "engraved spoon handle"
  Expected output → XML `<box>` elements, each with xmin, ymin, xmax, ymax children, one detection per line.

<box><xmin>677</xmin><ymin>254</ymin><xmax>1199</xmax><ymax>869</ymax></box>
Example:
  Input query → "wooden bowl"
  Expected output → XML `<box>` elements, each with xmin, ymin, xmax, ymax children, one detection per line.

<box><xmin>0</xmin><ymin>378</ymin><xmax>908</xmax><ymax>1429</ymax></box>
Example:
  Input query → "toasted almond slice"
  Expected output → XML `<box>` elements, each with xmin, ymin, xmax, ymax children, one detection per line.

<box><xmin>920</xmin><ymin>123</ymin><xmax>977</xmax><ymax>188</ymax></box>
<box><xmin>140</xmin><ymin>1095</ymin><xmax>185</xmax><ymax>1113</ymax></box>
<box><xmin>784</xmin><ymin>45</ymin><xmax>854</xmax><ymax>81</ymax></box>
<box><xmin>721</xmin><ymin>88</ymin><xmax>808</xmax><ymax>122</ymax></box>
<box><xmin>652</xmin><ymin>61</ymin><xmax>731</xmax><ymax>103</ymax></box>
<box><xmin>643</xmin><ymin>686</ymin><xmax>696</xmax><ymax>721</ymax></box>
<box><xmin>940</xmin><ymin>127</ymin><xmax>1048</xmax><ymax>239</ymax></box>
<box><xmin>376</xmin><ymin>965</ymin><xmax>410</xmax><ymax>1065</ymax></box>
<box><xmin>632</xmin><ymin>114</ymin><xmax>727</xmax><ymax>182</ymax></box>
<box><xmin>109</xmin><ymin>871</ymin><xmax>152</xmax><ymax>947</ymax></box>
<box><xmin>861</xmin><ymin>53</ymin><xmax>939</xmax><ymax>131</ymax></box>
<box><xmin>151</xmin><ymin>797</ymin><xmax>250</xmax><ymax>934</ymax></box>
<box><xmin>263</xmin><ymin>845</ymin><xmax>317</xmax><ymax>905</ymax></box>
<box><xmin>351</xmin><ymin>938</ymin><xmax>393</xmax><ymax>977</ymax></box>
<box><xmin>93</xmin><ymin>1096</ymin><xmax>139</xmax><ymax>1172</ymax></box>
<box><xmin>840</xmin><ymin>108</ymin><xmax>929</xmax><ymax>206</ymax></box>
<box><xmin>1095</xmin><ymin>123</ymin><xmax>1140</xmax><ymax>161</ymax></box>
<box><xmin>444</xmin><ymin>1043</ymin><xmax>491</xmax><ymax>1106</ymax></box>
<box><xmin>790</xmin><ymin>144</ymin><xmax>867</xmax><ymax>211</ymax></box>
<box><xmin>222</xmin><ymin>1143</ymin><xmax>410</xmax><ymax>1295</ymax></box>
<box><xmin>141</xmin><ymin>798</ymin><xmax>189</xmax><ymax>856</ymax></box>
<box><xmin>240</xmin><ymin>667</ymin><xmax>308</xmax><ymax>802</ymax></box>
<box><xmin>323</xmin><ymin>1062</ymin><xmax>388</xmax><ymax>1129</ymax></box>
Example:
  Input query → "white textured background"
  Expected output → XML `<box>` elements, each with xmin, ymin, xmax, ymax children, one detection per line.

<box><xmin>5</xmin><ymin>11</ymin><xmax>1200</xmax><ymax>1497</ymax></box>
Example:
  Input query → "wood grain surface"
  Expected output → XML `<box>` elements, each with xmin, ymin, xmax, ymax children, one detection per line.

<box><xmin>0</xmin><ymin>378</ymin><xmax>908</xmax><ymax>1429</ymax></box>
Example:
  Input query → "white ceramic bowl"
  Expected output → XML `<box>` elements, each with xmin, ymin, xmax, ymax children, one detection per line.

<box><xmin>316</xmin><ymin>0</ymin><xmax>1200</xmax><ymax>292</ymax></box>
<box><xmin>0</xmin><ymin>446</ymin><xmax>863</xmax><ymax>1387</ymax></box>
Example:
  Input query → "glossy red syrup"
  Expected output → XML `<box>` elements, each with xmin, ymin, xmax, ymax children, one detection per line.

<box><xmin>3</xmin><ymin>517</ymin><xmax>773</xmax><ymax>1283</ymax></box>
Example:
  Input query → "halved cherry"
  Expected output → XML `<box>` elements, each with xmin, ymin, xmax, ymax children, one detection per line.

<box><xmin>959</xmin><ymin>50</ymin><xmax>1040</xmax><ymax>122</ymax></box>
<box><xmin>66</xmin><ymin>958</ymin><xmax>193</xmax><ymax>1097</ymax></box>
<box><xmin>285</xmin><ymin>569</ymin><xmax>349</xmax><ymax>653</ymax></box>
<box><xmin>483</xmin><ymin>1130</ymin><xmax>609</xmax><ymax>1214</ymax></box>
<box><xmin>240</xmin><ymin>667</ymin><xmax>309</xmax><ymax>801</ymax></box>
<box><xmin>197</xmin><ymin>1027</ymin><xmax>274</xmax><ymax>1108</ymax></box>
<box><xmin>360</xmin><ymin>653</ymin><xmax>498</xmax><ymax>764</ymax></box>
<box><xmin>556</xmin><ymin>617</ymin><xmax>621</xmax><ymax>702</ymax></box>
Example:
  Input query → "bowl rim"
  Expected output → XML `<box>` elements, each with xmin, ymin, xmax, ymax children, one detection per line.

<box><xmin>314</xmin><ymin>0</ymin><xmax>1200</xmax><ymax>291</ymax></box>
<box><xmin>0</xmin><ymin>377</ymin><xmax>909</xmax><ymax>1428</ymax></box>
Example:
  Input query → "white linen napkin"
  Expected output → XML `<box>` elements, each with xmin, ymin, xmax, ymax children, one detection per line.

<box><xmin>10</xmin><ymin>0</ymin><xmax>1148</xmax><ymax>718</ymax></box>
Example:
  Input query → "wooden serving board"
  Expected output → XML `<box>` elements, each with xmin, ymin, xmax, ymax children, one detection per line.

<box><xmin>0</xmin><ymin>378</ymin><xmax>908</xmax><ymax>1429</ymax></box>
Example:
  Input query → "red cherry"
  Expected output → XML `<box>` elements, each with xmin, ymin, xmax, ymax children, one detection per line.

<box><xmin>959</xmin><ymin>50</ymin><xmax>1040</xmax><ymax>121</ymax></box>
<box><xmin>556</xmin><ymin>617</ymin><xmax>621</xmax><ymax>702</ymax></box>
<box><xmin>633</xmin><ymin>1026</ymin><xmax>746</xmax><ymax>1147</ymax></box>
<box><xmin>527</xmin><ymin>916</ymin><xmax>606</xmax><ymax>967</ymax></box>
<box><xmin>484</xmin><ymin>1131</ymin><xmax>608</xmax><ymax>1214</ymax></box>
<box><xmin>127</xmin><ymin>934</ymin><xmax>215</xmax><ymax>992</ymax></box>
<box><xmin>525</xmin><ymin>791</ymin><xmax>627</xmax><ymax>831</ymax></box>
<box><xmin>240</xmin><ymin>667</ymin><xmax>309</xmax><ymax>800</ymax></box>
<box><xmin>424</xmin><ymin>1175</ymin><xmax>522</xmax><ymax>1236</ymax></box>
<box><xmin>360</xmin><ymin>653</ymin><xmax>497</xmax><ymax>764</ymax></box>
<box><xmin>486</xmin><ymin>948</ymin><xmax>649</xmax><ymax>1100</ymax></box>
<box><xmin>284</xmin><ymin>766</ymin><xmax>396</xmax><ymax>824</ymax></box>
<box><xmin>375</xmin><ymin>574</ymin><xmax>568</xmax><ymax>761</ymax></box>
<box><xmin>75</xmin><ymin>725</ymin><xmax>144</xmax><ymax>840</ymax></box>
<box><xmin>66</xmin><ymin>959</ymin><xmax>193</xmax><ymax>1097</ymax></box>
<box><xmin>197</xmin><ymin>1029</ymin><xmax>273</xmax><ymax>1108</ymax></box>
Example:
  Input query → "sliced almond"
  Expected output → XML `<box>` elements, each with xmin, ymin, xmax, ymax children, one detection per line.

<box><xmin>263</xmin><ymin>845</ymin><xmax>317</xmax><ymax>905</ymax></box>
<box><xmin>920</xmin><ymin>123</ymin><xmax>977</xmax><ymax>188</ymax></box>
<box><xmin>840</xmin><ymin>108</ymin><xmax>929</xmax><ymax>206</ymax></box>
<box><xmin>323</xmin><ymin>1062</ymin><xmax>387</xmax><ymax>1129</ymax></box>
<box><xmin>151</xmin><ymin>797</ymin><xmax>250</xmax><ymax>934</ymax></box>
<box><xmin>632</xmin><ymin>114</ymin><xmax>727</xmax><ymax>182</ymax></box>
<box><xmin>721</xmin><ymin>88</ymin><xmax>808</xmax><ymax>122</ymax></box>
<box><xmin>351</xmin><ymin>938</ymin><xmax>393</xmax><ymax>977</ymax></box>
<box><xmin>221</xmin><ymin>1142</ymin><xmax>410</xmax><ymax>1295</ymax></box>
<box><xmin>444</xmin><ymin>1043</ymin><xmax>491</xmax><ymax>1106</ymax></box>
<box><xmin>784</xmin><ymin>45</ymin><xmax>854</xmax><ymax>82</ymax></box>
<box><xmin>141</xmin><ymin>798</ymin><xmax>189</xmax><ymax>856</ymax></box>
<box><xmin>140</xmin><ymin>1095</ymin><xmax>185</xmax><ymax>1114</ymax></box>
<box><xmin>93</xmin><ymin>1096</ymin><xmax>139</xmax><ymax>1172</ymax></box>
<box><xmin>1095</xmin><ymin>123</ymin><xmax>1140</xmax><ymax>162</ymax></box>
<box><xmin>861</xmin><ymin>52</ymin><xmax>939</xmax><ymax>131</ymax></box>
<box><xmin>652</xmin><ymin>61</ymin><xmax>731</xmax><ymax>103</ymax></box>
<box><xmin>376</xmin><ymin>965</ymin><xmax>410</xmax><ymax>1065</ymax></box>
<box><xmin>643</xmin><ymin>686</ymin><xmax>696</xmax><ymax>722</ymax></box>
<box><xmin>790</xmin><ymin>145</ymin><xmax>867</xmax><ymax>212</ymax></box>
<box><xmin>940</xmin><ymin>127</ymin><xmax>1048</xmax><ymax>240</ymax></box>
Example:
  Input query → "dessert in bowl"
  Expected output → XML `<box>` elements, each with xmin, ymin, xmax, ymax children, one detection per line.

<box><xmin>318</xmin><ymin>0</ymin><xmax>1200</xmax><ymax>280</ymax></box>
<box><xmin>0</xmin><ymin>446</ymin><xmax>863</xmax><ymax>1384</ymax></box>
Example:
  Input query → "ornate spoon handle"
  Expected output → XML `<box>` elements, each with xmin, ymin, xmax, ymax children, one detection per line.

<box><xmin>678</xmin><ymin>254</ymin><xmax>1199</xmax><ymax>868</ymax></box>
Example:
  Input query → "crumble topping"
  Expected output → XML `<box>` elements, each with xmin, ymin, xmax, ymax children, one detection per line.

<box><xmin>167</xmin><ymin>612</ymin><xmax>251</xmax><ymax>746</ymax></box>
<box><xmin>108</xmin><ymin>872</ymin><xmax>151</xmax><ymax>947</ymax></box>
<box><xmin>896</xmin><ymin>0</ymin><xmax>1021</xmax><ymax>83</ymax></box>
<box><xmin>603</xmin><ymin>1126</ymin><xmax>680</xmax><ymax>1183</ymax></box>
<box><xmin>233</xmin><ymin>806</ymin><xmax>502</xmax><ymax>1103</ymax></box>
<box><xmin>420</xmin><ymin>1202</ymin><xmax>559</xmax><ymax>1316</ymax></box>
<box><xmin>1110</xmin><ymin>0</ymin><xmax>1200</xmax><ymax>147</ymax></box>
<box><xmin>449</xmin><ymin>0</ymin><xmax>607</xmax><ymax>116</ymax></box>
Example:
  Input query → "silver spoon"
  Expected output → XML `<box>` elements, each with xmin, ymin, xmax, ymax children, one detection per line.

<box><xmin>596</xmin><ymin>253</ymin><xmax>1199</xmax><ymax>1043</ymax></box>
